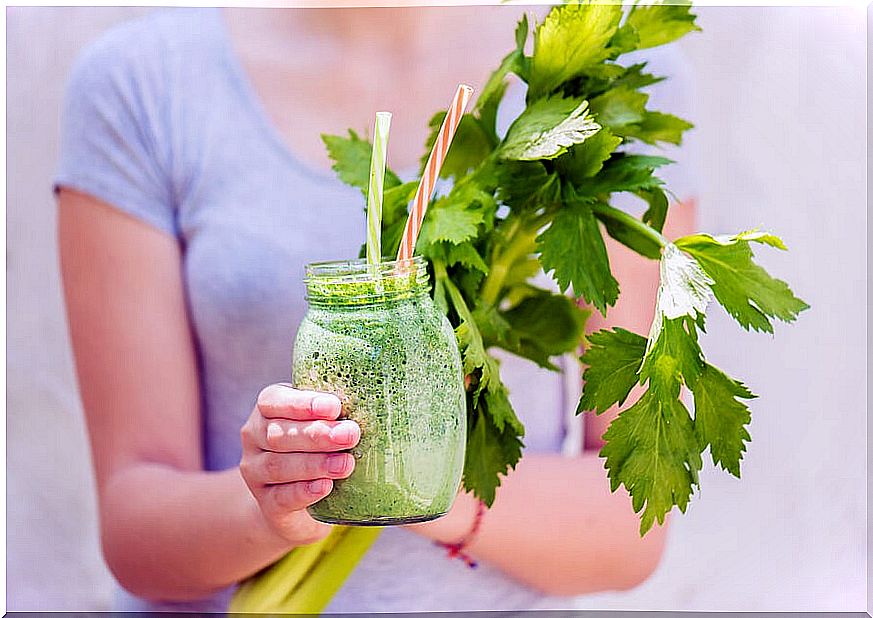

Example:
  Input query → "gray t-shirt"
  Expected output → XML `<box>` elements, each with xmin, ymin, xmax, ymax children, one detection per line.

<box><xmin>55</xmin><ymin>8</ymin><xmax>577</xmax><ymax>612</ymax></box>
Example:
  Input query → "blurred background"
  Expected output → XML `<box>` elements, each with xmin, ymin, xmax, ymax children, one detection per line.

<box><xmin>6</xmin><ymin>5</ymin><xmax>866</xmax><ymax>612</ymax></box>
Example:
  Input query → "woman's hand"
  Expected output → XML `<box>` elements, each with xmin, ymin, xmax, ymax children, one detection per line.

<box><xmin>240</xmin><ymin>383</ymin><xmax>361</xmax><ymax>545</ymax></box>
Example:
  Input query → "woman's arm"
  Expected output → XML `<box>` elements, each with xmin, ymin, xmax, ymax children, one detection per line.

<box><xmin>416</xmin><ymin>453</ymin><xmax>668</xmax><ymax>596</ymax></box>
<box><xmin>58</xmin><ymin>189</ymin><xmax>356</xmax><ymax>602</ymax></box>
<box><xmin>410</xmin><ymin>200</ymin><xmax>698</xmax><ymax>596</ymax></box>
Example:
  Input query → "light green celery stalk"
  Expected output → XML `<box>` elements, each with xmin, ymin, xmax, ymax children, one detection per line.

<box><xmin>229</xmin><ymin>526</ymin><xmax>381</xmax><ymax>613</ymax></box>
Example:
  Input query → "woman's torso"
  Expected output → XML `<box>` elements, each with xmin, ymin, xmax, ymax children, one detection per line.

<box><xmin>58</xmin><ymin>8</ymin><xmax>575</xmax><ymax>612</ymax></box>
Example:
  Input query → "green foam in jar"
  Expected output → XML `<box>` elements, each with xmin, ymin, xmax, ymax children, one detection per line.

<box><xmin>293</xmin><ymin>256</ymin><xmax>466</xmax><ymax>526</ymax></box>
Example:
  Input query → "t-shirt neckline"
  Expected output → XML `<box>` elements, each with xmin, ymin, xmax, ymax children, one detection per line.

<box><xmin>213</xmin><ymin>8</ymin><xmax>339</xmax><ymax>184</ymax></box>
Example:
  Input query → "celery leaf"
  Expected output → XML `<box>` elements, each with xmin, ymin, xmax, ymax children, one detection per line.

<box><xmin>476</xmin><ymin>14</ymin><xmax>529</xmax><ymax>140</ymax></box>
<box><xmin>589</xmin><ymin>87</ymin><xmax>648</xmax><ymax>133</ymax></box>
<box><xmin>501</xmin><ymin>96</ymin><xmax>601</xmax><ymax>161</ymax></box>
<box><xmin>537</xmin><ymin>199</ymin><xmax>618</xmax><ymax>314</ymax></box>
<box><xmin>322</xmin><ymin>129</ymin><xmax>401</xmax><ymax>195</ymax></box>
<box><xmin>693</xmin><ymin>363</ymin><xmax>756</xmax><ymax>478</ymax></box>
<box><xmin>675</xmin><ymin>232</ymin><xmax>809</xmax><ymax>332</ymax></box>
<box><xmin>624</xmin><ymin>111</ymin><xmax>694</xmax><ymax>145</ymax></box>
<box><xmin>421</xmin><ymin>113</ymin><xmax>493</xmax><ymax>180</ymax></box>
<box><xmin>463</xmin><ymin>397</ymin><xmax>523</xmax><ymax>506</ymax></box>
<box><xmin>578</xmin><ymin>327</ymin><xmax>647</xmax><ymax>414</ymax></box>
<box><xmin>601</xmin><ymin>385</ymin><xmax>701</xmax><ymax>535</ymax></box>
<box><xmin>625</xmin><ymin>3</ymin><xmax>701</xmax><ymax>50</ymax></box>
<box><xmin>500</xmin><ymin>291</ymin><xmax>589</xmax><ymax>370</ymax></box>
<box><xmin>416</xmin><ymin>198</ymin><xmax>485</xmax><ymax>248</ymax></box>
<box><xmin>556</xmin><ymin>127</ymin><xmax>623</xmax><ymax>179</ymax></box>
<box><xmin>529</xmin><ymin>3</ymin><xmax>623</xmax><ymax>99</ymax></box>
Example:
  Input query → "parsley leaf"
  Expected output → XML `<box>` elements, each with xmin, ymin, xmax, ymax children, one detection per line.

<box><xmin>537</xmin><ymin>198</ymin><xmax>619</xmax><ymax>314</ymax></box>
<box><xmin>675</xmin><ymin>232</ymin><xmax>809</xmax><ymax>332</ymax></box>
<box><xmin>455</xmin><ymin>317</ymin><xmax>488</xmax><ymax>381</ymax></box>
<box><xmin>382</xmin><ymin>181</ymin><xmax>417</xmax><ymax>225</ymax></box>
<box><xmin>442</xmin><ymin>271</ymin><xmax>525</xmax><ymax>506</ymax></box>
<box><xmin>473</xmin><ymin>304</ymin><xmax>516</xmax><ymax>349</ymax></box>
<box><xmin>500</xmin><ymin>96</ymin><xmax>601</xmax><ymax>161</ymax></box>
<box><xmin>483</xmin><ymin>359</ymin><xmax>526</xmax><ymax>436</ymax></box>
<box><xmin>566</xmin><ymin>61</ymin><xmax>663</xmax><ymax>101</ymax></box>
<box><xmin>607</xmin><ymin>22</ymin><xmax>640</xmax><ymax>57</ymax></box>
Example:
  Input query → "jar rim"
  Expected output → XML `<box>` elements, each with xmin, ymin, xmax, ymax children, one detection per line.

<box><xmin>305</xmin><ymin>255</ymin><xmax>425</xmax><ymax>279</ymax></box>
<box><xmin>304</xmin><ymin>256</ymin><xmax>429</xmax><ymax>306</ymax></box>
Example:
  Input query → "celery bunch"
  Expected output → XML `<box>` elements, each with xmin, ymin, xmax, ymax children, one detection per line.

<box><xmin>230</xmin><ymin>1</ymin><xmax>806</xmax><ymax>613</ymax></box>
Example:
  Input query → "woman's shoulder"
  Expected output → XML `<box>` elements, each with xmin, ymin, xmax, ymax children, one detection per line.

<box><xmin>67</xmin><ymin>8</ymin><xmax>223</xmax><ymax>98</ymax></box>
<box><xmin>55</xmin><ymin>8</ymin><xmax>224</xmax><ymax>237</ymax></box>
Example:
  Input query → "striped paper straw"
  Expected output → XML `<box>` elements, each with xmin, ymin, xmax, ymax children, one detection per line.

<box><xmin>366</xmin><ymin>111</ymin><xmax>392</xmax><ymax>267</ymax></box>
<box><xmin>396</xmin><ymin>84</ymin><xmax>473</xmax><ymax>262</ymax></box>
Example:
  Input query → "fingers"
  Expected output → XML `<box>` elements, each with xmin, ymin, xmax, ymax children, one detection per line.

<box><xmin>239</xmin><ymin>384</ymin><xmax>361</xmax><ymax>530</ymax></box>
<box><xmin>257</xmin><ymin>384</ymin><xmax>342</xmax><ymax>421</ymax></box>
<box><xmin>245</xmin><ymin>417</ymin><xmax>360</xmax><ymax>453</ymax></box>
<box><xmin>244</xmin><ymin>451</ymin><xmax>355</xmax><ymax>485</ymax></box>
<box><xmin>261</xmin><ymin>479</ymin><xmax>335</xmax><ymax>514</ymax></box>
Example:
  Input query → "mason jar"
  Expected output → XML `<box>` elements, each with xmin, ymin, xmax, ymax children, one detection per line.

<box><xmin>292</xmin><ymin>256</ymin><xmax>466</xmax><ymax>525</ymax></box>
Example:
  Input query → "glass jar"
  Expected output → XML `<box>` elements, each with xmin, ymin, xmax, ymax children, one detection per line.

<box><xmin>292</xmin><ymin>256</ymin><xmax>466</xmax><ymax>525</ymax></box>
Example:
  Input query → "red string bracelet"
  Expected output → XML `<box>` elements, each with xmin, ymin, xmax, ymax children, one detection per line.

<box><xmin>434</xmin><ymin>499</ymin><xmax>486</xmax><ymax>568</ymax></box>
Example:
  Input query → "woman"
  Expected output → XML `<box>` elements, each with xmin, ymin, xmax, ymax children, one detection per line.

<box><xmin>56</xmin><ymin>6</ymin><xmax>691</xmax><ymax>612</ymax></box>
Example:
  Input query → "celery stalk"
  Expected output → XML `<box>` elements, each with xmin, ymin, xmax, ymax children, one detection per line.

<box><xmin>228</xmin><ymin>526</ymin><xmax>382</xmax><ymax>614</ymax></box>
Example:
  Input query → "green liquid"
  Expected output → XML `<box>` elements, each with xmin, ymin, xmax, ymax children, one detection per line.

<box><xmin>292</xmin><ymin>282</ymin><xmax>466</xmax><ymax>525</ymax></box>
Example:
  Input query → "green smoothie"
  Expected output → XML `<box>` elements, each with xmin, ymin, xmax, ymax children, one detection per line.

<box><xmin>292</xmin><ymin>257</ymin><xmax>466</xmax><ymax>525</ymax></box>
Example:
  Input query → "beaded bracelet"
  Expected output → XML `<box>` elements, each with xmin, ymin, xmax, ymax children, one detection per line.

<box><xmin>433</xmin><ymin>499</ymin><xmax>486</xmax><ymax>568</ymax></box>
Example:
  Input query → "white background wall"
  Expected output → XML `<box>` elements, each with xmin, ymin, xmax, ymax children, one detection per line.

<box><xmin>6</xmin><ymin>5</ymin><xmax>867</xmax><ymax>612</ymax></box>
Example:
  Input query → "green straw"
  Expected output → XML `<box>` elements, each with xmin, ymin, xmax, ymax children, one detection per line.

<box><xmin>366</xmin><ymin>111</ymin><xmax>392</xmax><ymax>267</ymax></box>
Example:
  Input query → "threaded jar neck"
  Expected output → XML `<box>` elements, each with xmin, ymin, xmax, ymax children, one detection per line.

<box><xmin>304</xmin><ymin>256</ymin><xmax>430</xmax><ymax>307</ymax></box>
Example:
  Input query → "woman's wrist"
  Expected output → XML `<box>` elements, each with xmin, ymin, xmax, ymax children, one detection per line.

<box><xmin>233</xmin><ymin>468</ymin><xmax>297</xmax><ymax>554</ymax></box>
<box><xmin>405</xmin><ymin>488</ymin><xmax>482</xmax><ymax>546</ymax></box>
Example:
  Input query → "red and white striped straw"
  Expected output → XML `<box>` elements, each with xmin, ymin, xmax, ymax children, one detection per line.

<box><xmin>396</xmin><ymin>83</ymin><xmax>474</xmax><ymax>262</ymax></box>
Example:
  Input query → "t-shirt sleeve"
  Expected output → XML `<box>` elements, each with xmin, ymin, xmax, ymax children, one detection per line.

<box><xmin>53</xmin><ymin>29</ymin><xmax>178</xmax><ymax>237</ymax></box>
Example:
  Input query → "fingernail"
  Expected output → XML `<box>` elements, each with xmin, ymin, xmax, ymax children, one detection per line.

<box><xmin>330</xmin><ymin>423</ymin><xmax>357</xmax><ymax>446</ymax></box>
<box><xmin>308</xmin><ymin>479</ymin><xmax>330</xmax><ymax>494</ymax></box>
<box><xmin>327</xmin><ymin>454</ymin><xmax>350</xmax><ymax>474</ymax></box>
<box><xmin>312</xmin><ymin>395</ymin><xmax>340</xmax><ymax>417</ymax></box>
